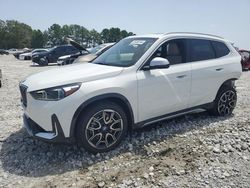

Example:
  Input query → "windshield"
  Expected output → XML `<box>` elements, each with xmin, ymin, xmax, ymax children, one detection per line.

<box><xmin>92</xmin><ymin>37</ymin><xmax>157</xmax><ymax>67</ymax></box>
<box><xmin>89</xmin><ymin>44</ymin><xmax>107</xmax><ymax>54</ymax></box>
<box><xmin>48</xmin><ymin>46</ymin><xmax>57</xmax><ymax>52</ymax></box>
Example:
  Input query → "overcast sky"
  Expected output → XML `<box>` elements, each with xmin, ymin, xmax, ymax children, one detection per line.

<box><xmin>0</xmin><ymin>0</ymin><xmax>249</xmax><ymax>49</ymax></box>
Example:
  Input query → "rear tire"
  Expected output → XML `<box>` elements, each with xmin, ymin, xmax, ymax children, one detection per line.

<box><xmin>76</xmin><ymin>101</ymin><xmax>128</xmax><ymax>153</ymax></box>
<box><xmin>209</xmin><ymin>86</ymin><xmax>237</xmax><ymax>116</ymax></box>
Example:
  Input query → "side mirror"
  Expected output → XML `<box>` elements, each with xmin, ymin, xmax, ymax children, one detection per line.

<box><xmin>143</xmin><ymin>57</ymin><xmax>170</xmax><ymax>70</ymax></box>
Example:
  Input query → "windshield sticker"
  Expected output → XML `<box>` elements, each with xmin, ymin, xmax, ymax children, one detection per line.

<box><xmin>129</xmin><ymin>40</ymin><xmax>146</xmax><ymax>46</ymax></box>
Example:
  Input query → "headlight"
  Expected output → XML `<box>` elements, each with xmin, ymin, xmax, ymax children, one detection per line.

<box><xmin>30</xmin><ymin>83</ymin><xmax>81</xmax><ymax>101</ymax></box>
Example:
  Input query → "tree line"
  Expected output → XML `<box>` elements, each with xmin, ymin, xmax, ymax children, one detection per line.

<box><xmin>0</xmin><ymin>20</ymin><xmax>135</xmax><ymax>49</ymax></box>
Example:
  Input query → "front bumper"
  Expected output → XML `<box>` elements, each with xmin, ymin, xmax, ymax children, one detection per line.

<box><xmin>19</xmin><ymin>56</ymin><xmax>25</xmax><ymax>60</ymax></box>
<box><xmin>57</xmin><ymin>59</ymin><xmax>64</xmax><ymax>65</ymax></box>
<box><xmin>23</xmin><ymin>114</ymin><xmax>73</xmax><ymax>143</ymax></box>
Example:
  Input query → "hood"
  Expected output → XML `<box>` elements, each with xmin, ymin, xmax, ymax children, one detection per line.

<box><xmin>23</xmin><ymin>63</ymin><xmax>124</xmax><ymax>92</ymax></box>
<box><xmin>66</xmin><ymin>38</ymin><xmax>89</xmax><ymax>52</ymax></box>
<box><xmin>75</xmin><ymin>54</ymin><xmax>97</xmax><ymax>63</ymax></box>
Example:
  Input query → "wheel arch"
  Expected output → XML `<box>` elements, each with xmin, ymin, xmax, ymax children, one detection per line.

<box><xmin>215</xmin><ymin>78</ymin><xmax>238</xmax><ymax>99</ymax></box>
<box><xmin>70</xmin><ymin>93</ymin><xmax>135</xmax><ymax>138</ymax></box>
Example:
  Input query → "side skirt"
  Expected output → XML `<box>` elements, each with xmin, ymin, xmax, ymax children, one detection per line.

<box><xmin>133</xmin><ymin>102</ymin><xmax>214</xmax><ymax>129</ymax></box>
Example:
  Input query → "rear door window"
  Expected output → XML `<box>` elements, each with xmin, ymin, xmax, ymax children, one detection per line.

<box><xmin>188</xmin><ymin>39</ymin><xmax>216</xmax><ymax>62</ymax></box>
<box><xmin>211</xmin><ymin>41</ymin><xmax>230</xmax><ymax>58</ymax></box>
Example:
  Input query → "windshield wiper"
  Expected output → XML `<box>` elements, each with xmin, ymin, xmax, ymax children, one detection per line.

<box><xmin>95</xmin><ymin>62</ymin><xmax>108</xmax><ymax>65</ymax></box>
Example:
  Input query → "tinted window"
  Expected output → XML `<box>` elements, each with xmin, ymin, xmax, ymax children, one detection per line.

<box><xmin>152</xmin><ymin>39</ymin><xmax>186</xmax><ymax>65</ymax></box>
<box><xmin>212</xmin><ymin>41</ymin><xmax>230</xmax><ymax>58</ymax></box>
<box><xmin>54</xmin><ymin>46</ymin><xmax>64</xmax><ymax>53</ymax></box>
<box><xmin>188</xmin><ymin>39</ymin><xmax>215</xmax><ymax>62</ymax></box>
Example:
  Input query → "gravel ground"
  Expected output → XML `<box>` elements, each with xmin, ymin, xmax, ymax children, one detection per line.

<box><xmin>0</xmin><ymin>55</ymin><xmax>249</xmax><ymax>188</ymax></box>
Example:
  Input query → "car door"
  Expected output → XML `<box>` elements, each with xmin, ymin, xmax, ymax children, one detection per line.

<box><xmin>50</xmin><ymin>47</ymin><xmax>62</xmax><ymax>62</ymax></box>
<box><xmin>187</xmin><ymin>39</ymin><xmax>229</xmax><ymax>107</ymax></box>
<box><xmin>137</xmin><ymin>39</ymin><xmax>192</xmax><ymax>122</ymax></box>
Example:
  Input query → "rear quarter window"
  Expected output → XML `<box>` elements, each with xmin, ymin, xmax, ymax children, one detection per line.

<box><xmin>211</xmin><ymin>41</ymin><xmax>230</xmax><ymax>58</ymax></box>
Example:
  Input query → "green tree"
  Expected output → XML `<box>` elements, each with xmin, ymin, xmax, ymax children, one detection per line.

<box><xmin>47</xmin><ymin>24</ymin><xmax>64</xmax><ymax>45</ymax></box>
<box><xmin>101</xmin><ymin>28</ymin><xmax>110</xmax><ymax>43</ymax></box>
<box><xmin>0</xmin><ymin>19</ymin><xmax>135</xmax><ymax>49</ymax></box>
<box><xmin>61</xmin><ymin>24</ymin><xmax>90</xmax><ymax>47</ymax></box>
<box><xmin>120</xmin><ymin>30</ymin><xmax>128</xmax><ymax>39</ymax></box>
<box><xmin>31</xmin><ymin>29</ymin><xmax>45</xmax><ymax>48</ymax></box>
<box><xmin>100</xmin><ymin>28</ymin><xmax>134</xmax><ymax>43</ymax></box>
<box><xmin>80</xmin><ymin>26</ymin><xmax>90</xmax><ymax>47</ymax></box>
<box><xmin>0</xmin><ymin>20</ymin><xmax>7</xmax><ymax>49</ymax></box>
<box><xmin>3</xmin><ymin>20</ymin><xmax>32</xmax><ymax>48</ymax></box>
<box><xmin>89</xmin><ymin>29</ymin><xmax>101</xmax><ymax>47</ymax></box>
<box><xmin>109</xmin><ymin>27</ymin><xmax>121</xmax><ymax>42</ymax></box>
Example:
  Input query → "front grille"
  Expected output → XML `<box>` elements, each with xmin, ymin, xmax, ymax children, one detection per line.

<box><xmin>19</xmin><ymin>85</ymin><xmax>28</xmax><ymax>107</ymax></box>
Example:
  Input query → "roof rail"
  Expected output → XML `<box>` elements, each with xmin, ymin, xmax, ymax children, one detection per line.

<box><xmin>165</xmin><ymin>32</ymin><xmax>224</xmax><ymax>39</ymax></box>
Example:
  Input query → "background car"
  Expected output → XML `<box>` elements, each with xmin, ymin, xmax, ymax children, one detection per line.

<box><xmin>0</xmin><ymin>49</ymin><xmax>9</xmax><ymax>55</ymax></box>
<box><xmin>32</xmin><ymin>45</ymin><xmax>79</xmax><ymax>66</ymax></box>
<box><xmin>72</xmin><ymin>43</ymin><xmax>115</xmax><ymax>64</ymax></box>
<box><xmin>13</xmin><ymin>49</ymin><xmax>32</xmax><ymax>59</ymax></box>
<box><xmin>8</xmin><ymin>48</ymin><xmax>18</xmax><ymax>53</ymax></box>
<box><xmin>57</xmin><ymin>39</ymin><xmax>90</xmax><ymax>65</ymax></box>
<box><xmin>239</xmin><ymin>50</ymin><xmax>250</xmax><ymax>70</ymax></box>
<box><xmin>19</xmin><ymin>49</ymin><xmax>48</xmax><ymax>60</ymax></box>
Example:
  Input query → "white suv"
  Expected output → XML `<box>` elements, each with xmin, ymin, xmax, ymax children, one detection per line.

<box><xmin>20</xmin><ymin>32</ymin><xmax>242</xmax><ymax>153</ymax></box>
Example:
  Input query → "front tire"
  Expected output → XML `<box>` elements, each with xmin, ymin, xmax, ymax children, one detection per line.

<box><xmin>210</xmin><ymin>86</ymin><xmax>237</xmax><ymax>116</ymax></box>
<box><xmin>39</xmin><ymin>57</ymin><xmax>48</xmax><ymax>66</ymax></box>
<box><xmin>76</xmin><ymin>102</ymin><xmax>128</xmax><ymax>153</ymax></box>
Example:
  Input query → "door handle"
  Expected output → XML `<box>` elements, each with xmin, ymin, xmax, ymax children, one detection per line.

<box><xmin>177</xmin><ymin>75</ymin><xmax>187</xmax><ymax>79</ymax></box>
<box><xmin>215</xmin><ymin>68</ymin><xmax>223</xmax><ymax>71</ymax></box>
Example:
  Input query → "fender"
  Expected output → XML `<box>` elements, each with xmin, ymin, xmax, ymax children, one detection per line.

<box><xmin>69</xmin><ymin>93</ymin><xmax>135</xmax><ymax>137</ymax></box>
<box><xmin>216</xmin><ymin>78</ymin><xmax>237</xmax><ymax>95</ymax></box>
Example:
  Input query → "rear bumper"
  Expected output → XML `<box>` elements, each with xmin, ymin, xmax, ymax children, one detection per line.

<box><xmin>23</xmin><ymin>114</ymin><xmax>74</xmax><ymax>143</ymax></box>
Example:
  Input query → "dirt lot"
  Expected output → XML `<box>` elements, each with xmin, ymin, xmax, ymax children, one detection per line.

<box><xmin>0</xmin><ymin>55</ymin><xmax>249</xmax><ymax>188</ymax></box>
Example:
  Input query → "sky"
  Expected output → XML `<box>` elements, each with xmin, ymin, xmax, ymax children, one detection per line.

<box><xmin>0</xmin><ymin>0</ymin><xmax>249</xmax><ymax>49</ymax></box>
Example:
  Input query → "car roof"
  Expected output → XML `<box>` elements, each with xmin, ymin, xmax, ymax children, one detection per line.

<box><xmin>128</xmin><ymin>32</ymin><xmax>227</xmax><ymax>42</ymax></box>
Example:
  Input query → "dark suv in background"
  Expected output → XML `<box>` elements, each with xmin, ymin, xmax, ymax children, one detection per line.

<box><xmin>32</xmin><ymin>45</ymin><xmax>79</xmax><ymax>66</ymax></box>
